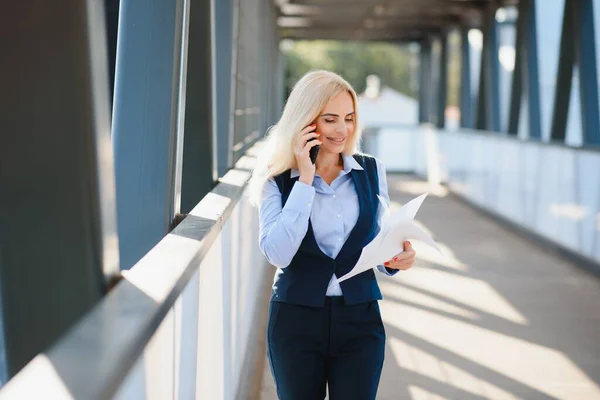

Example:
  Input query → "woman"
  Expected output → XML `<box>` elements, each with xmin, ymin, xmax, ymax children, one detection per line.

<box><xmin>249</xmin><ymin>70</ymin><xmax>416</xmax><ymax>400</ymax></box>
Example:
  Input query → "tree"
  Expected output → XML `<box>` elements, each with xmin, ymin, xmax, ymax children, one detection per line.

<box><xmin>283</xmin><ymin>40</ymin><xmax>417</xmax><ymax>98</ymax></box>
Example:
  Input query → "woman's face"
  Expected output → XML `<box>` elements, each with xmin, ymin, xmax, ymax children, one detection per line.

<box><xmin>314</xmin><ymin>91</ymin><xmax>355</xmax><ymax>154</ymax></box>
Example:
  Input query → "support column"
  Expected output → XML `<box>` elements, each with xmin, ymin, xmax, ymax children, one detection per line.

<box><xmin>460</xmin><ymin>28</ymin><xmax>473</xmax><ymax>128</ymax></box>
<box><xmin>574</xmin><ymin>0</ymin><xmax>600</xmax><ymax>145</ymax></box>
<box><xmin>1</xmin><ymin>0</ymin><xmax>119</xmax><ymax>377</ymax></box>
<box><xmin>419</xmin><ymin>38</ymin><xmax>433</xmax><ymax>123</ymax></box>
<box><xmin>104</xmin><ymin>0</ymin><xmax>120</xmax><ymax>106</ymax></box>
<box><xmin>507</xmin><ymin>2</ymin><xmax>524</xmax><ymax>136</ymax></box>
<box><xmin>112</xmin><ymin>0</ymin><xmax>187</xmax><ymax>269</ymax></box>
<box><xmin>437</xmin><ymin>33</ymin><xmax>449</xmax><ymax>129</ymax></box>
<box><xmin>275</xmin><ymin>48</ymin><xmax>286</xmax><ymax>119</ymax></box>
<box><xmin>550</xmin><ymin>0</ymin><xmax>600</xmax><ymax>144</ymax></box>
<box><xmin>550</xmin><ymin>0</ymin><xmax>575</xmax><ymax>142</ymax></box>
<box><xmin>215</xmin><ymin>0</ymin><xmax>235</xmax><ymax>177</ymax></box>
<box><xmin>508</xmin><ymin>0</ymin><xmax>542</xmax><ymax>138</ymax></box>
<box><xmin>476</xmin><ymin>3</ymin><xmax>501</xmax><ymax>131</ymax></box>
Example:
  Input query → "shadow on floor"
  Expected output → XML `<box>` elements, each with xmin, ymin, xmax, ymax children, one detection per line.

<box><xmin>261</xmin><ymin>174</ymin><xmax>600</xmax><ymax>400</ymax></box>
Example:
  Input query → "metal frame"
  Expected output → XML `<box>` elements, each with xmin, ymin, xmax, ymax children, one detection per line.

<box><xmin>260</xmin><ymin>0</ymin><xmax>281</xmax><ymax>137</ymax></box>
<box><xmin>280</xmin><ymin>28</ymin><xmax>434</xmax><ymax>42</ymax></box>
<box><xmin>180</xmin><ymin>0</ymin><xmax>217</xmax><ymax>213</ymax></box>
<box><xmin>215</xmin><ymin>0</ymin><xmax>235</xmax><ymax>178</ymax></box>
<box><xmin>476</xmin><ymin>3</ymin><xmax>501</xmax><ymax>131</ymax></box>
<box><xmin>572</xmin><ymin>0</ymin><xmax>600</xmax><ymax>145</ymax></box>
<box><xmin>275</xmin><ymin>46</ymin><xmax>286</xmax><ymax>119</ymax></box>
<box><xmin>0</xmin><ymin>0</ymin><xmax>119</xmax><ymax>377</ymax></box>
<box><xmin>0</xmin><ymin>158</ymin><xmax>257</xmax><ymax>399</ymax></box>
<box><xmin>228</xmin><ymin>0</ymin><xmax>242</xmax><ymax>171</ymax></box>
<box><xmin>104</xmin><ymin>0</ymin><xmax>120</xmax><ymax>106</ymax></box>
<box><xmin>550</xmin><ymin>0</ymin><xmax>600</xmax><ymax>144</ymax></box>
<box><xmin>575</xmin><ymin>0</ymin><xmax>600</xmax><ymax>145</ymax></box>
<box><xmin>508</xmin><ymin>0</ymin><xmax>542</xmax><ymax>139</ymax></box>
<box><xmin>460</xmin><ymin>27</ymin><xmax>473</xmax><ymax>128</ymax></box>
<box><xmin>112</xmin><ymin>0</ymin><xmax>187</xmax><ymax>268</ymax></box>
<box><xmin>437</xmin><ymin>32</ymin><xmax>449</xmax><ymax>129</ymax></box>
<box><xmin>172</xmin><ymin>0</ymin><xmax>191</xmax><ymax>218</ymax></box>
<box><xmin>549</xmin><ymin>0</ymin><xmax>576</xmax><ymax>142</ymax></box>
<box><xmin>419</xmin><ymin>38</ymin><xmax>433</xmax><ymax>123</ymax></box>
<box><xmin>230</xmin><ymin>0</ymin><xmax>280</xmax><ymax>163</ymax></box>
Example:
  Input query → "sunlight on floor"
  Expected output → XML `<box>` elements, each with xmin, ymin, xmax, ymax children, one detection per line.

<box><xmin>380</xmin><ymin>283</ymin><xmax>600</xmax><ymax>399</ymax></box>
<box><xmin>402</xmin><ymin>353</ymin><xmax>523</xmax><ymax>400</ymax></box>
<box><xmin>393</xmin><ymin>180</ymin><xmax>449</xmax><ymax>198</ymax></box>
<box><xmin>261</xmin><ymin>174</ymin><xmax>600</xmax><ymax>400</ymax></box>
<box><xmin>379</xmin><ymin>281</ymin><xmax>478</xmax><ymax>320</ymax></box>
<box><xmin>390</xmin><ymin>266</ymin><xmax>528</xmax><ymax>325</ymax></box>
<box><xmin>411</xmin><ymin>239</ymin><xmax>468</xmax><ymax>271</ymax></box>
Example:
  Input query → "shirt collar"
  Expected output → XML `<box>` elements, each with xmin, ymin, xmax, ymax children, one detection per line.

<box><xmin>290</xmin><ymin>154</ymin><xmax>364</xmax><ymax>179</ymax></box>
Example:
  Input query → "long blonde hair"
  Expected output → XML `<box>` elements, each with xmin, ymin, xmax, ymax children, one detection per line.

<box><xmin>248</xmin><ymin>70</ymin><xmax>362</xmax><ymax>206</ymax></box>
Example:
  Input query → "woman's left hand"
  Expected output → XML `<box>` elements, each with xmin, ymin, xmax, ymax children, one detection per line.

<box><xmin>383</xmin><ymin>241</ymin><xmax>416</xmax><ymax>270</ymax></box>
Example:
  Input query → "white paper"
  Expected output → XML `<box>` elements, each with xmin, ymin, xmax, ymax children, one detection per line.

<box><xmin>330</xmin><ymin>193</ymin><xmax>443</xmax><ymax>286</ymax></box>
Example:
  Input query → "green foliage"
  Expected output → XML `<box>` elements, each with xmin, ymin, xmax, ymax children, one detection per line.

<box><xmin>446</xmin><ymin>31</ymin><xmax>461</xmax><ymax>108</ymax></box>
<box><xmin>283</xmin><ymin>41</ymin><xmax>418</xmax><ymax>99</ymax></box>
<box><xmin>283</xmin><ymin>37</ymin><xmax>463</xmax><ymax>108</ymax></box>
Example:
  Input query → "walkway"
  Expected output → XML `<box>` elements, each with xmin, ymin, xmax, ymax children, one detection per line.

<box><xmin>259</xmin><ymin>174</ymin><xmax>600</xmax><ymax>400</ymax></box>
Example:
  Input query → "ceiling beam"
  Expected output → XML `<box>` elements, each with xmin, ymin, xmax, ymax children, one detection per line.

<box><xmin>275</xmin><ymin>0</ymin><xmax>516</xmax><ymax>32</ymax></box>
<box><xmin>287</xmin><ymin>0</ymin><xmax>490</xmax><ymax>7</ymax></box>
<box><xmin>278</xmin><ymin>20</ymin><xmax>481</xmax><ymax>33</ymax></box>
<box><xmin>277</xmin><ymin>14</ymin><xmax>472</xmax><ymax>25</ymax></box>
<box><xmin>279</xmin><ymin>2</ymin><xmax>483</xmax><ymax>15</ymax></box>
<box><xmin>280</xmin><ymin>26</ymin><xmax>440</xmax><ymax>41</ymax></box>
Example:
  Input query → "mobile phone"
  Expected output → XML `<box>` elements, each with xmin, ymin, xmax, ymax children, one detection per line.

<box><xmin>307</xmin><ymin>126</ymin><xmax>320</xmax><ymax>164</ymax></box>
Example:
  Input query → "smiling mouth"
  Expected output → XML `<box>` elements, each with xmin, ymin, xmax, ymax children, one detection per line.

<box><xmin>327</xmin><ymin>137</ymin><xmax>345</xmax><ymax>143</ymax></box>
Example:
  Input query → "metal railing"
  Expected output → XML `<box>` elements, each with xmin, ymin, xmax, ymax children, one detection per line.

<box><xmin>0</xmin><ymin>144</ymin><xmax>271</xmax><ymax>399</ymax></box>
<box><xmin>365</xmin><ymin>123</ymin><xmax>600</xmax><ymax>274</ymax></box>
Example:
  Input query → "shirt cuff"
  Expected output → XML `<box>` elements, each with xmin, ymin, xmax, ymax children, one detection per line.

<box><xmin>282</xmin><ymin>181</ymin><xmax>316</xmax><ymax>215</ymax></box>
<box><xmin>377</xmin><ymin>264</ymin><xmax>399</xmax><ymax>276</ymax></box>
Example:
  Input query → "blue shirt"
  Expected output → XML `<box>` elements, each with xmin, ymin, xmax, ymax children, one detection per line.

<box><xmin>258</xmin><ymin>155</ymin><xmax>396</xmax><ymax>296</ymax></box>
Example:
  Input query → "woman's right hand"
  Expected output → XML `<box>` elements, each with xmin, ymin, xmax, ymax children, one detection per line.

<box><xmin>294</xmin><ymin>124</ymin><xmax>321</xmax><ymax>186</ymax></box>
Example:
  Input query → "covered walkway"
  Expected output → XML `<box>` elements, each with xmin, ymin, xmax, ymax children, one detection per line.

<box><xmin>3</xmin><ymin>0</ymin><xmax>600</xmax><ymax>398</ymax></box>
<box><xmin>260</xmin><ymin>174</ymin><xmax>600</xmax><ymax>399</ymax></box>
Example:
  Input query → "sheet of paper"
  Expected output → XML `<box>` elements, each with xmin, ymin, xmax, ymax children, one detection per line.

<box><xmin>331</xmin><ymin>193</ymin><xmax>443</xmax><ymax>286</ymax></box>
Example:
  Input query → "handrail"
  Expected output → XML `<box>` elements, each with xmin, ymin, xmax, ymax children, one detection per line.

<box><xmin>0</xmin><ymin>146</ymin><xmax>260</xmax><ymax>399</ymax></box>
<box><xmin>364</xmin><ymin>123</ymin><xmax>600</xmax><ymax>154</ymax></box>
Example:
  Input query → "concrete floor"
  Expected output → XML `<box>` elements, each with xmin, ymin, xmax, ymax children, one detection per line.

<box><xmin>259</xmin><ymin>174</ymin><xmax>600</xmax><ymax>400</ymax></box>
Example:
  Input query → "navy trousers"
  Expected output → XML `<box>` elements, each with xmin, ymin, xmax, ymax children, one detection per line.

<box><xmin>266</xmin><ymin>297</ymin><xmax>386</xmax><ymax>400</ymax></box>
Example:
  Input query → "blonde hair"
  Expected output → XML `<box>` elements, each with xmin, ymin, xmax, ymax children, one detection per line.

<box><xmin>248</xmin><ymin>70</ymin><xmax>363</xmax><ymax>206</ymax></box>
